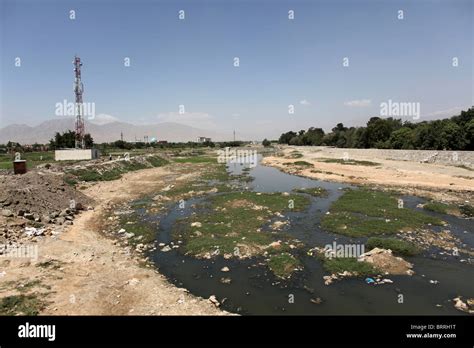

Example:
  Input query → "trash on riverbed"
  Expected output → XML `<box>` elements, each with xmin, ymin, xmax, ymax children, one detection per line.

<box><xmin>365</xmin><ymin>277</ymin><xmax>375</xmax><ymax>284</ymax></box>
<box><xmin>208</xmin><ymin>295</ymin><xmax>220</xmax><ymax>307</ymax></box>
<box><xmin>24</xmin><ymin>227</ymin><xmax>45</xmax><ymax>236</ymax></box>
<box><xmin>452</xmin><ymin>297</ymin><xmax>474</xmax><ymax>314</ymax></box>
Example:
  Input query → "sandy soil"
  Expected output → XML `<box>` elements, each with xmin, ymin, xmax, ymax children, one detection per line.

<box><xmin>263</xmin><ymin>146</ymin><xmax>474</xmax><ymax>203</ymax></box>
<box><xmin>0</xmin><ymin>164</ymin><xmax>228</xmax><ymax>315</ymax></box>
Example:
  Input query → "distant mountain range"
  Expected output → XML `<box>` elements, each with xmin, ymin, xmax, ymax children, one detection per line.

<box><xmin>0</xmin><ymin>118</ymin><xmax>234</xmax><ymax>144</ymax></box>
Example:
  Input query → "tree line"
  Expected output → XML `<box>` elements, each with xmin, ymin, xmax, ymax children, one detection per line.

<box><xmin>278</xmin><ymin>108</ymin><xmax>474</xmax><ymax>150</ymax></box>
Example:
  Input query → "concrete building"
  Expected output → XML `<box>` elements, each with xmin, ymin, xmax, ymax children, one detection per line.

<box><xmin>55</xmin><ymin>148</ymin><xmax>100</xmax><ymax>161</ymax></box>
<box><xmin>197</xmin><ymin>136</ymin><xmax>211</xmax><ymax>143</ymax></box>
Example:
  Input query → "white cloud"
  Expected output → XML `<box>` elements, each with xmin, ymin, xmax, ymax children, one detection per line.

<box><xmin>300</xmin><ymin>99</ymin><xmax>311</xmax><ymax>106</ymax></box>
<box><xmin>89</xmin><ymin>113</ymin><xmax>119</xmax><ymax>125</ymax></box>
<box><xmin>344</xmin><ymin>99</ymin><xmax>372</xmax><ymax>107</ymax></box>
<box><xmin>156</xmin><ymin>112</ymin><xmax>216</xmax><ymax>129</ymax></box>
<box><xmin>423</xmin><ymin>106</ymin><xmax>464</xmax><ymax>118</ymax></box>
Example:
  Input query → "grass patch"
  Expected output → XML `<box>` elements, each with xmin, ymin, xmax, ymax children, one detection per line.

<box><xmin>67</xmin><ymin>155</ymin><xmax>168</xmax><ymax>183</ymax></box>
<box><xmin>292</xmin><ymin>187</ymin><xmax>328</xmax><ymax>197</ymax></box>
<box><xmin>322</xmin><ymin>257</ymin><xmax>378</xmax><ymax>276</ymax></box>
<box><xmin>0</xmin><ymin>294</ymin><xmax>45</xmax><ymax>315</ymax></box>
<box><xmin>119</xmin><ymin>215</ymin><xmax>157</xmax><ymax>245</ymax></box>
<box><xmin>459</xmin><ymin>204</ymin><xmax>474</xmax><ymax>217</ymax></box>
<box><xmin>317</xmin><ymin>158</ymin><xmax>380</xmax><ymax>166</ymax></box>
<box><xmin>321</xmin><ymin>189</ymin><xmax>443</xmax><ymax>237</ymax></box>
<box><xmin>423</xmin><ymin>201</ymin><xmax>474</xmax><ymax>218</ymax></box>
<box><xmin>292</xmin><ymin>161</ymin><xmax>313</xmax><ymax>167</ymax></box>
<box><xmin>267</xmin><ymin>253</ymin><xmax>301</xmax><ymax>278</ymax></box>
<box><xmin>366</xmin><ymin>237</ymin><xmax>420</xmax><ymax>256</ymax></box>
<box><xmin>423</xmin><ymin>202</ymin><xmax>452</xmax><ymax>214</ymax></box>
<box><xmin>36</xmin><ymin>259</ymin><xmax>63</xmax><ymax>270</ymax></box>
<box><xmin>0</xmin><ymin>151</ymin><xmax>55</xmax><ymax>170</ymax></box>
<box><xmin>175</xmin><ymin>191</ymin><xmax>310</xmax><ymax>256</ymax></box>
<box><xmin>174</xmin><ymin>156</ymin><xmax>216</xmax><ymax>164</ymax></box>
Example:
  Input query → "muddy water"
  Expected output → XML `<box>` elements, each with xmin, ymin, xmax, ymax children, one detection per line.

<box><xmin>142</xmin><ymin>156</ymin><xmax>473</xmax><ymax>315</ymax></box>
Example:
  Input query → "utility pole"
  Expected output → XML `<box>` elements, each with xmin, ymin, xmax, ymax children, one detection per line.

<box><xmin>73</xmin><ymin>56</ymin><xmax>85</xmax><ymax>149</ymax></box>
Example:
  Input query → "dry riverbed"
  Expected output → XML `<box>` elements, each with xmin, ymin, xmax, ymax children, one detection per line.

<box><xmin>263</xmin><ymin>146</ymin><xmax>474</xmax><ymax>204</ymax></box>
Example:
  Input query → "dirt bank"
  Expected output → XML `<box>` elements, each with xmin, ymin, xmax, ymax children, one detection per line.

<box><xmin>263</xmin><ymin>146</ymin><xmax>474</xmax><ymax>203</ymax></box>
<box><xmin>0</xmin><ymin>163</ymin><xmax>229</xmax><ymax>315</ymax></box>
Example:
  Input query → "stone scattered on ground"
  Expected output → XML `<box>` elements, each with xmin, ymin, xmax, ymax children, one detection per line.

<box><xmin>358</xmin><ymin>247</ymin><xmax>414</xmax><ymax>275</ymax></box>
<box><xmin>452</xmin><ymin>297</ymin><xmax>474</xmax><ymax>314</ymax></box>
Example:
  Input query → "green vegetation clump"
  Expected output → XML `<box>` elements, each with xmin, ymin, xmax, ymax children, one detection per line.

<box><xmin>0</xmin><ymin>294</ymin><xmax>45</xmax><ymax>315</ymax></box>
<box><xmin>423</xmin><ymin>202</ymin><xmax>452</xmax><ymax>214</ymax></box>
<box><xmin>423</xmin><ymin>201</ymin><xmax>474</xmax><ymax>217</ymax></box>
<box><xmin>66</xmin><ymin>155</ymin><xmax>168</xmax><ymax>183</ymax></box>
<box><xmin>322</xmin><ymin>257</ymin><xmax>378</xmax><ymax>276</ymax></box>
<box><xmin>119</xmin><ymin>213</ymin><xmax>157</xmax><ymax>245</ymax></box>
<box><xmin>267</xmin><ymin>253</ymin><xmax>301</xmax><ymax>278</ymax></box>
<box><xmin>459</xmin><ymin>204</ymin><xmax>474</xmax><ymax>217</ymax></box>
<box><xmin>366</xmin><ymin>237</ymin><xmax>420</xmax><ymax>256</ymax></box>
<box><xmin>317</xmin><ymin>158</ymin><xmax>380</xmax><ymax>166</ymax></box>
<box><xmin>174</xmin><ymin>156</ymin><xmax>216</xmax><ymax>164</ymax></box>
<box><xmin>321</xmin><ymin>189</ymin><xmax>443</xmax><ymax>237</ymax></box>
<box><xmin>284</xmin><ymin>161</ymin><xmax>313</xmax><ymax>167</ymax></box>
<box><xmin>175</xmin><ymin>191</ymin><xmax>310</xmax><ymax>256</ymax></box>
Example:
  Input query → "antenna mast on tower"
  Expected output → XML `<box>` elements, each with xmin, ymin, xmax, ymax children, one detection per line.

<box><xmin>73</xmin><ymin>56</ymin><xmax>85</xmax><ymax>149</ymax></box>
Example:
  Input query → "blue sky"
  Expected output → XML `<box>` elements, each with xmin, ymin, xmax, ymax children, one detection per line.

<box><xmin>1</xmin><ymin>0</ymin><xmax>472</xmax><ymax>139</ymax></box>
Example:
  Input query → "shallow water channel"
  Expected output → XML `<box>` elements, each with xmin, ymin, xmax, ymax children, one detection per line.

<box><xmin>137</xmin><ymin>156</ymin><xmax>474</xmax><ymax>315</ymax></box>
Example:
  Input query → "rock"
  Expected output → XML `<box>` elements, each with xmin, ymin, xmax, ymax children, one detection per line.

<box><xmin>24</xmin><ymin>227</ymin><xmax>45</xmax><ymax>236</ymax></box>
<box><xmin>124</xmin><ymin>232</ymin><xmax>135</xmax><ymax>239</ymax></box>
<box><xmin>42</xmin><ymin>215</ymin><xmax>51</xmax><ymax>224</ymax></box>
<box><xmin>55</xmin><ymin>217</ymin><xmax>65</xmax><ymax>225</ymax></box>
<box><xmin>59</xmin><ymin>209</ymin><xmax>70</xmax><ymax>217</ymax></box>
<box><xmin>268</xmin><ymin>241</ymin><xmax>282</xmax><ymax>249</ymax></box>
<box><xmin>221</xmin><ymin>266</ymin><xmax>230</xmax><ymax>272</ymax></box>
<box><xmin>358</xmin><ymin>248</ymin><xmax>413</xmax><ymax>275</ymax></box>
<box><xmin>429</xmin><ymin>280</ymin><xmax>439</xmax><ymax>284</ymax></box>
<box><xmin>1</xmin><ymin>209</ymin><xmax>13</xmax><ymax>217</ymax></box>
<box><xmin>282</xmin><ymin>192</ymin><xmax>290</xmax><ymax>197</ymax></box>
<box><xmin>220</xmin><ymin>277</ymin><xmax>232</xmax><ymax>284</ymax></box>
<box><xmin>23</xmin><ymin>212</ymin><xmax>35</xmax><ymax>220</ymax></box>
<box><xmin>191</xmin><ymin>222</ymin><xmax>202</xmax><ymax>228</ymax></box>
<box><xmin>208</xmin><ymin>295</ymin><xmax>220</xmax><ymax>307</ymax></box>
<box><xmin>161</xmin><ymin>245</ymin><xmax>172</xmax><ymax>252</ymax></box>
<box><xmin>125</xmin><ymin>278</ymin><xmax>140</xmax><ymax>286</ymax></box>
<box><xmin>453</xmin><ymin>297</ymin><xmax>468</xmax><ymax>312</ymax></box>
<box><xmin>310</xmin><ymin>297</ymin><xmax>322</xmax><ymax>304</ymax></box>
<box><xmin>118</xmin><ymin>228</ymin><xmax>126</xmax><ymax>233</ymax></box>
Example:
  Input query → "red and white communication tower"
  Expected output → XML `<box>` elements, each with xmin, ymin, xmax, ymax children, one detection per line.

<box><xmin>73</xmin><ymin>56</ymin><xmax>85</xmax><ymax>149</ymax></box>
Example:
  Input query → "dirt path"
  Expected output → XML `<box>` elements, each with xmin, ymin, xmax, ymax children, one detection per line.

<box><xmin>0</xmin><ymin>164</ymin><xmax>228</xmax><ymax>315</ymax></box>
<box><xmin>263</xmin><ymin>146</ymin><xmax>474</xmax><ymax>203</ymax></box>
